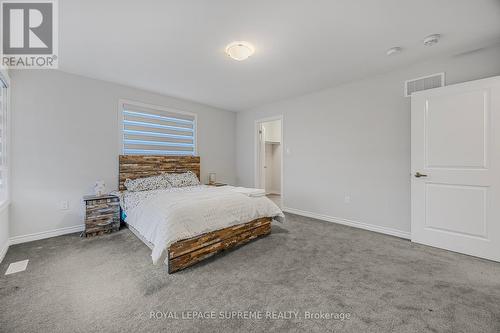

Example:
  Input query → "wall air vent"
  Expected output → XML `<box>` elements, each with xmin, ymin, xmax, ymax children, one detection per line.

<box><xmin>404</xmin><ymin>72</ymin><xmax>445</xmax><ymax>97</ymax></box>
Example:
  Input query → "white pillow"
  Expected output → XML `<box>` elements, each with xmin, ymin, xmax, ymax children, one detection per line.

<box><xmin>165</xmin><ymin>171</ymin><xmax>200</xmax><ymax>187</ymax></box>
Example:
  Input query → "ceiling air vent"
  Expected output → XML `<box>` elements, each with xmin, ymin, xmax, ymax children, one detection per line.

<box><xmin>404</xmin><ymin>72</ymin><xmax>445</xmax><ymax>97</ymax></box>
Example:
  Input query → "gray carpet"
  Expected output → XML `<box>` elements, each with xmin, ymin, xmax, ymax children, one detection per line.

<box><xmin>1</xmin><ymin>213</ymin><xmax>499</xmax><ymax>333</ymax></box>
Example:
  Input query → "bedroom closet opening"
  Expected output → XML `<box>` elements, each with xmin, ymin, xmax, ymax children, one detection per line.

<box><xmin>256</xmin><ymin>118</ymin><xmax>282</xmax><ymax>208</ymax></box>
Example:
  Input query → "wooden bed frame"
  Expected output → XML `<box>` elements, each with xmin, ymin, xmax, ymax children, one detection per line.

<box><xmin>119</xmin><ymin>155</ymin><xmax>272</xmax><ymax>273</ymax></box>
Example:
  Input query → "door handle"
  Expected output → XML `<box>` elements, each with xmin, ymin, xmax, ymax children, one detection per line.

<box><xmin>414</xmin><ymin>172</ymin><xmax>428</xmax><ymax>178</ymax></box>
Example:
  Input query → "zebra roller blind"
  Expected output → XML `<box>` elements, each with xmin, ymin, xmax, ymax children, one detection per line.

<box><xmin>121</xmin><ymin>102</ymin><xmax>197</xmax><ymax>156</ymax></box>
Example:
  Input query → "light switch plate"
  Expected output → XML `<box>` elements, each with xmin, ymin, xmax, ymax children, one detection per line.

<box><xmin>344</xmin><ymin>195</ymin><xmax>351</xmax><ymax>204</ymax></box>
<box><xmin>59</xmin><ymin>201</ymin><xmax>69</xmax><ymax>210</ymax></box>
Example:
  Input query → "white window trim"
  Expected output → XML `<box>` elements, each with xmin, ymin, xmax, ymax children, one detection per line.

<box><xmin>0</xmin><ymin>67</ymin><xmax>11</xmax><ymax>212</ymax></box>
<box><xmin>118</xmin><ymin>99</ymin><xmax>198</xmax><ymax>156</ymax></box>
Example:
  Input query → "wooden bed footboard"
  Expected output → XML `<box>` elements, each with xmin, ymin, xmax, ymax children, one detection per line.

<box><xmin>167</xmin><ymin>217</ymin><xmax>272</xmax><ymax>273</ymax></box>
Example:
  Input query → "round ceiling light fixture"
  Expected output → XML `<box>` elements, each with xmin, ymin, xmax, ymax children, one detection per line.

<box><xmin>225</xmin><ymin>41</ymin><xmax>255</xmax><ymax>61</ymax></box>
<box><xmin>386</xmin><ymin>46</ymin><xmax>402</xmax><ymax>56</ymax></box>
<box><xmin>423</xmin><ymin>34</ymin><xmax>441</xmax><ymax>47</ymax></box>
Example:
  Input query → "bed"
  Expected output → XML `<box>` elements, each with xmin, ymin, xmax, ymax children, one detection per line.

<box><xmin>117</xmin><ymin>155</ymin><xmax>284</xmax><ymax>273</ymax></box>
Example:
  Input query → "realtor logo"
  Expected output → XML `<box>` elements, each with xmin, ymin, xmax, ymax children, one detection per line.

<box><xmin>1</xmin><ymin>0</ymin><xmax>58</xmax><ymax>68</ymax></box>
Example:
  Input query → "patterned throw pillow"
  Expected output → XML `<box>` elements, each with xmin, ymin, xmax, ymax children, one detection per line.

<box><xmin>124</xmin><ymin>174</ymin><xmax>171</xmax><ymax>192</ymax></box>
<box><xmin>165</xmin><ymin>171</ymin><xmax>200</xmax><ymax>188</ymax></box>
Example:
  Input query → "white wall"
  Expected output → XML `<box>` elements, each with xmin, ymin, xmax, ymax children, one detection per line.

<box><xmin>10</xmin><ymin>70</ymin><xmax>236</xmax><ymax>238</ymax></box>
<box><xmin>0</xmin><ymin>207</ymin><xmax>8</xmax><ymax>261</ymax></box>
<box><xmin>236</xmin><ymin>45</ymin><xmax>500</xmax><ymax>235</ymax></box>
<box><xmin>0</xmin><ymin>67</ymin><xmax>10</xmax><ymax>261</ymax></box>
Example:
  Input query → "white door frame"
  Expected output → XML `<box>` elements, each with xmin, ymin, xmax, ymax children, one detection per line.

<box><xmin>254</xmin><ymin>115</ymin><xmax>284</xmax><ymax>199</ymax></box>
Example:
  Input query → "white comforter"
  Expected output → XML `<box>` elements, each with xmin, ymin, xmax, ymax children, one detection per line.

<box><xmin>119</xmin><ymin>185</ymin><xmax>284</xmax><ymax>264</ymax></box>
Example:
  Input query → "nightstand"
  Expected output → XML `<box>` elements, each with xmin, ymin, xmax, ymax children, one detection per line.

<box><xmin>205</xmin><ymin>182</ymin><xmax>227</xmax><ymax>187</ymax></box>
<box><xmin>83</xmin><ymin>194</ymin><xmax>120</xmax><ymax>237</ymax></box>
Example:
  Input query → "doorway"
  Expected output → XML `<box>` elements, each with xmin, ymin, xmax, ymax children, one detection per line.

<box><xmin>255</xmin><ymin>116</ymin><xmax>283</xmax><ymax>208</ymax></box>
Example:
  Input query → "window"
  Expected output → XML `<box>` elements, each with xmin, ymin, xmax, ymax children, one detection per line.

<box><xmin>120</xmin><ymin>100</ymin><xmax>197</xmax><ymax>156</ymax></box>
<box><xmin>0</xmin><ymin>72</ymin><xmax>9</xmax><ymax>205</ymax></box>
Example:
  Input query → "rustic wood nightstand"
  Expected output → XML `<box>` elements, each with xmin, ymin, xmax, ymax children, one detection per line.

<box><xmin>83</xmin><ymin>194</ymin><xmax>120</xmax><ymax>237</ymax></box>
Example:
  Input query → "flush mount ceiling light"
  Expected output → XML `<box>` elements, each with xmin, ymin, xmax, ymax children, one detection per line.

<box><xmin>423</xmin><ymin>34</ymin><xmax>441</xmax><ymax>47</ymax></box>
<box><xmin>225</xmin><ymin>41</ymin><xmax>255</xmax><ymax>61</ymax></box>
<box><xmin>386</xmin><ymin>47</ymin><xmax>402</xmax><ymax>56</ymax></box>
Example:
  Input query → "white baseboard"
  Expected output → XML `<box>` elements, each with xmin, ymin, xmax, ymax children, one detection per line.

<box><xmin>0</xmin><ymin>240</ymin><xmax>8</xmax><ymax>263</ymax></box>
<box><xmin>283</xmin><ymin>207</ymin><xmax>411</xmax><ymax>239</ymax></box>
<box><xmin>9</xmin><ymin>224</ymin><xmax>85</xmax><ymax>245</ymax></box>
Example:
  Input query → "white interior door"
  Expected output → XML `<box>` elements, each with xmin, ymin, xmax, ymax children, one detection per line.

<box><xmin>265</xmin><ymin>143</ymin><xmax>273</xmax><ymax>193</ymax></box>
<box><xmin>411</xmin><ymin>76</ymin><xmax>500</xmax><ymax>262</ymax></box>
<box><xmin>259</xmin><ymin>124</ymin><xmax>266</xmax><ymax>189</ymax></box>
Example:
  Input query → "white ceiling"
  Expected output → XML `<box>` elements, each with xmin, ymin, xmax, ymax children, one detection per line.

<box><xmin>60</xmin><ymin>0</ymin><xmax>500</xmax><ymax>111</ymax></box>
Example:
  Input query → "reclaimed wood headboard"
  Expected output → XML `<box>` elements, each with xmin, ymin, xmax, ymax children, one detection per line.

<box><xmin>119</xmin><ymin>155</ymin><xmax>201</xmax><ymax>191</ymax></box>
